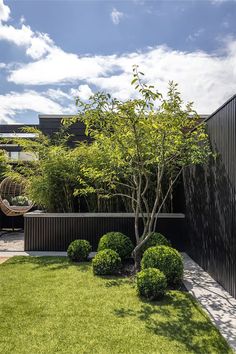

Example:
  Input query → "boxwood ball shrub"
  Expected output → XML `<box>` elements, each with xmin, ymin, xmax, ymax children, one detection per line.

<box><xmin>136</xmin><ymin>268</ymin><xmax>167</xmax><ymax>300</ymax></box>
<box><xmin>141</xmin><ymin>245</ymin><xmax>183</xmax><ymax>286</ymax></box>
<box><xmin>92</xmin><ymin>249</ymin><xmax>121</xmax><ymax>275</ymax></box>
<box><xmin>98</xmin><ymin>232</ymin><xmax>133</xmax><ymax>259</ymax></box>
<box><xmin>140</xmin><ymin>232</ymin><xmax>171</xmax><ymax>255</ymax></box>
<box><xmin>67</xmin><ymin>239</ymin><xmax>92</xmax><ymax>262</ymax></box>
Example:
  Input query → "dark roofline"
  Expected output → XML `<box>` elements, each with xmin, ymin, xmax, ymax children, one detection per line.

<box><xmin>39</xmin><ymin>114</ymin><xmax>209</xmax><ymax>119</ymax></box>
<box><xmin>199</xmin><ymin>114</ymin><xmax>209</xmax><ymax>120</ymax></box>
<box><xmin>38</xmin><ymin>114</ymin><xmax>77</xmax><ymax>119</ymax></box>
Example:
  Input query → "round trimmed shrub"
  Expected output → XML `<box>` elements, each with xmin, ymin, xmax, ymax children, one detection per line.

<box><xmin>141</xmin><ymin>245</ymin><xmax>183</xmax><ymax>285</ymax></box>
<box><xmin>92</xmin><ymin>249</ymin><xmax>121</xmax><ymax>275</ymax></box>
<box><xmin>98</xmin><ymin>232</ymin><xmax>133</xmax><ymax>259</ymax></box>
<box><xmin>140</xmin><ymin>232</ymin><xmax>171</xmax><ymax>255</ymax></box>
<box><xmin>67</xmin><ymin>239</ymin><xmax>91</xmax><ymax>262</ymax></box>
<box><xmin>136</xmin><ymin>268</ymin><xmax>167</xmax><ymax>300</ymax></box>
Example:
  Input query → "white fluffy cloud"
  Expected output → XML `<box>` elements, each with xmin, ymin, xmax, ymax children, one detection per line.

<box><xmin>110</xmin><ymin>8</ymin><xmax>124</xmax><ymax>25</ymax></box>
<box><xmin>70</xmin><ymin>85</ymin><xmax>93</xmax><ymax>101</ymax></box>
<box><xmin>0</xmin><ymin>0</ymin><xmax>54</xmax><ymax>60</ymax></box>
<box><xmin>45</xmin><ymin>88</ymin><xmax>71</xmax><ymax>103</ymax></box>
<box><xmin>7</xmin><ymin>41</ymin><xmax>236</xmax><ymax>114</ymax></box>
<box><xmin>0</xmin><ymin>90</ymin><xmax>72</xmax><ymax>124</ymax></box>
<box><xmin>0</xmin><ymin>0</ymin><xmax>55</xmax><ymax>59</ymax></box>
<box><xmin>0</xmin><ymin>0</ymin><xmax>10</xmax><ymax>22</ymax></box>
<box><xmin>8</xmin><ymin>47</ymin><xmax>116</xmax><ymax>84</ymax></box>
<box><xmin>0</xmin><ymin>23</ymin><xmax>54</xmax><ymax>59</ymax></box>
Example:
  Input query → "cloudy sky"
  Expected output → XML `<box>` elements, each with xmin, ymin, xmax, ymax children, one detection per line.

<box><xmin>1</xmin><ymin>0</ymin><xmax>236</xmax><ymax>123</ymax></box>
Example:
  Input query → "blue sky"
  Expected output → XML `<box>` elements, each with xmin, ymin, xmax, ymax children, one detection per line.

<box><xmin>1</xmin><ymin>0</ymin><xmax>236</xmax><ymax>123</ymax></box>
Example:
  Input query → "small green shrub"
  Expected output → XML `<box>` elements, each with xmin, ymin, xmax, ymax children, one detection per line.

<box><xmin>141</xmin><ymin>245</ymin><xmax>183</xmax><ymax>286</ymax></box>
<box><xmin>140</xmin><ymin>232</ymin><xmax>171</xmax><ymax>255</ymax></box>
<box><xmin>92</xmin><ymin>249</ymin><xmax>121</xmax><ymax>275</ymax></box>
<box><xmin>136</xmin><ymin>268</ymin><xmax>167</xmax><ymax>300</ymax></box>
<box><xmin>67</xmin><ymin>239</ymin><xmax>92</xmax><ymax>262</ymax></box>
<box><xmin>98</xmin><ymin>232</ymin><xmax>133</xmax><ymax>259</ymax></box>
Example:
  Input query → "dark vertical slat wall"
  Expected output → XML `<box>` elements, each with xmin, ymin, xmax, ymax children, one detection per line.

<box><xmin>24</xmin><ymin>214</ymin><xmax>186</xmax><ymax>252</ymax></box>
<box><xmin>184</xmin><ymin>95</ymin><xmax>236</xmax><ymax>298</ymax></box>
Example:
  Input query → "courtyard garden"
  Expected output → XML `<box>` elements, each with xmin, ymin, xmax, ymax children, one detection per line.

<box><xmin>0</xmin><ymin>69</ymin><xmax>234</xmax><ymax>353</ymax></box>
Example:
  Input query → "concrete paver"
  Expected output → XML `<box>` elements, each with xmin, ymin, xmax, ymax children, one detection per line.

<box><xmin>183</xmin><ymin>253</ymin><xmax>236</xmax><ymax>352</ymax></box>
<box><xmin>0</xmin><ymin>231</ymin><xmax>24</xmax><ymax>251</ymax></box>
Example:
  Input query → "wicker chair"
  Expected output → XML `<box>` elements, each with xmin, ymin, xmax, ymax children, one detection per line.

<box><xmin>0</xmin><ymin>177</ymin><xmax>33</xmax><ymax>217</ymax></box>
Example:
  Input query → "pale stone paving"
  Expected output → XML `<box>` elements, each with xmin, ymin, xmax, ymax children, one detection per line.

<box><xmin>183</xmin><ymin>253</ymin><xmax>236</xmax><ymax>352</ymax></box>
<box><xmin>0</xmin><ymin>231</ymin><xmax>24</xmax><ymax>251</ymax></box>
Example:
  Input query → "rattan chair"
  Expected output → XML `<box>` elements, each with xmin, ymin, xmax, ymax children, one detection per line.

<box><xmin>0</xmin><ymin>177</ymin><xmax>33</xmax><ymax>217</ymax></box>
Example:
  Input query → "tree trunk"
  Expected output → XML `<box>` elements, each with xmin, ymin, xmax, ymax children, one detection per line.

<box><xmin>132</xmin><ymin>235</ymin><xmax>150</xmax><ymax>273</ymax></box>
<box><xmin>133</xmin><ymin>247</ymin><xmax>142</xmax><ymax>273</ymax></box>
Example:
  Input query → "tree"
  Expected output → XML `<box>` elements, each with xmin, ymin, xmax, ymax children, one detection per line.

<box><xmin>74</xmin><ymin>66</ymin><xmax>211</xmax><ymax>271</ymax></box>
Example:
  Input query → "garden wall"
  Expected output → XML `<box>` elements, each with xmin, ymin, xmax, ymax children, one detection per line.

<box><xmin>24</xmin><ymin>213</ymin><xmax>186</xmax><ymax>252</ymax></box>
<box><xmin>184</xmin><ymin>95</ymin><xmax>236</xmax><ymax>298</ymax></box>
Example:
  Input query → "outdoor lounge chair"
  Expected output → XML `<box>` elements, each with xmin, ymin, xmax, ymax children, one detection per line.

<box><xmin>0</xmin><ymin>177</ymin><xmax>33</xmax><ymax>217</ymax></box>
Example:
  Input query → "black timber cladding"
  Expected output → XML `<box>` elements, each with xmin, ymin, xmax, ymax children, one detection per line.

<box><xmin>39</xmin><ymin>115</ymin><xmax>90</xmax><ymax>145</ymax></box>
<box><xmin>184</xmin><ymin>95</ymin><xmax>236</xmax><ymax>298</ymax></box>
<box><xmin>24</xmin><ymin>213</ymin><xmax>186</xmax><ymax>252</ymax></box>
<box><xmin>0</xmin><ymin>115</ymin><xmax>90</xmax><ymax>151</ymax></box>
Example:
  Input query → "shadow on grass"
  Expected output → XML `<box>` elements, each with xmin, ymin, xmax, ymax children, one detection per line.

<box><xmin>104</xmin><ymin>277</ymin><xmax>135</xmax><ymax>288</ymax></box>
<box><xmin>92</xmin><ymin>272</ymin><xmax>135</xmax><ymax>288</ymax></box>
<box><xmin>113</xmin><ymin>292</ymin><xmax>231</xmax><ymax>354</ymax></box>
<box><xmin>1</xmin><ymin>256</ymin><xmax>91</xmax><ymax>272</ymax></box>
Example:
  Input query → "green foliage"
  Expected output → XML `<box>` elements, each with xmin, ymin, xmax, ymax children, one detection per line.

<box><xmin>141</xmin><ymin>245</ymin><xmax>184</xmax><ymax>286</ymax></box>
<box><xmin>67</xmin><ymin>239</ymin><xmax>92</xmax><ymax>262</ymax></box>
<box><xmin>98</xmin><ymin>232</ymin><xmax>133</xmax><ymax>259</ymax></box>
<box><xmin>140</xmin><ymin>232</ymin><xmax>171</xmax><ymax>255</ymax></box>
<box><xmin>8</xmin><ymin>127</ymin><xmax>96</xmax><ymax>212</ymax></box>
<box><xmin>73</xmin><ymin>66</ymin><xmax>212</xmax><ymax>266</ymax></box>
<box><xmin>136</xmin><ymin>267</ymin><xmax>167</xmax><ymax>300</ymax></box>
<box><xmin>92</xmin><ymin>249</ymin><xmax>121</xmax><ymax>275</ymax></box>
<box><xmin>8</xmin><ymin>127</ymin><xmax>132</xmax><ymax>213</ymax></box>
<box><xmin>24</xmin><ymin>146</ymin><xmax>81</xmax><ymax>211</ymax></box>
<box><xmin>0</xmin><ymin>149</ymin><xmax>10</xmax><ymax>181</ymax></box>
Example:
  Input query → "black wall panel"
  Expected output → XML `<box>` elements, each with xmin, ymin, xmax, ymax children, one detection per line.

<box><xmin>184</xmin><ymin>95</ymin><xmax>236</xmax><ymax>298</ymax></box>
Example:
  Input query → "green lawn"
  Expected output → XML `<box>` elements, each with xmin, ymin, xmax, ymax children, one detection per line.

<box><xmin>0</xmin><ymin>257</ymin><xmax>232</xmax><ymax>354</ymax></box>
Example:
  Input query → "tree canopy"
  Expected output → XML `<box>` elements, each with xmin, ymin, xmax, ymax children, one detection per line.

<box><xmin>73</xmin><ymin>66</ymin><xmax>211</xmax><ymax>269</ymax></box>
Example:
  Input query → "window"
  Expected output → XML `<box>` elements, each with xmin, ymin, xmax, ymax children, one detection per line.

<box><xmin>7</xmin><ymin>151</ymin><xmax>37</xmax><ymax>161</ymax></box>
<box><xmin>0</xmin><ymin>133</ymin><xmax>38</xmax><ymax>138</ymax></box>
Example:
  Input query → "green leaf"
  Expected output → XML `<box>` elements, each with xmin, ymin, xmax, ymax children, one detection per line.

<box><xmin>131</xmin><ymin>78</ymin><xmax>138</xmax><ymax>85</ymax></box>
